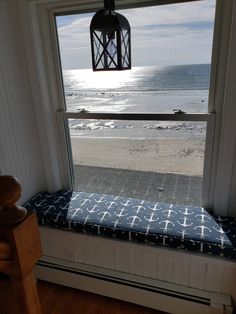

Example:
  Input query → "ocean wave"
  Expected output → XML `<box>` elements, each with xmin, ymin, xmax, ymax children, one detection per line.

<box><xmin>65</xmin><ymin>88</ymin><xmax>209</xmax><ymax>98</ymax></box>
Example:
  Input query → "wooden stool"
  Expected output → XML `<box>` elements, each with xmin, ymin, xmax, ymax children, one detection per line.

<box><xmin>0</xmin><ymin>175</ymin><xmax>42</xmax><ymax>314</ymax></box>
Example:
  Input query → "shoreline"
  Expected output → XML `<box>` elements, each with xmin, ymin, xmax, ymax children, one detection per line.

<box><xmin>69</xmin><ymin>120</ymin><xmax>206</xmax><ymax>140</ymax></box>
<box><xmin>65</xmin><ymin>89</ymin><xmax>208</xmax><ymax>113</ymax></box>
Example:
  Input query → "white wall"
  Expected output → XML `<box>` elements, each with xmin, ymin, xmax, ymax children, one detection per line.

<box><xmin>0</xmin><ymin>0</ymin><xmax>47</xmax><ymax>203</ymax></box>
<box><xmin>212</xmin><ymin>1</ymin><xmax>236</xmax><ymax>217</ymax></box>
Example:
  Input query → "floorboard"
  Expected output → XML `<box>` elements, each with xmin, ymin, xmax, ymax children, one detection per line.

<box><xmin>0</xmin><ymin>274</ymin><xmax>165</xmax><ymax>314</ymax></box>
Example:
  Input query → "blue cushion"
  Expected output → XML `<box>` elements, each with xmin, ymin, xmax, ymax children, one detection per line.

<box><xmin>24</xmin><ymin>190</ymin><xmax>236</xmax><ymax>259</ymax></box>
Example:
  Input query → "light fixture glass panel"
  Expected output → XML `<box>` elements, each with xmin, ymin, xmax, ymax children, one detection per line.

<box><xmin>90</xmin><ymin>0</ymin><xmax>131</xmax><ymax>71</ymax></box>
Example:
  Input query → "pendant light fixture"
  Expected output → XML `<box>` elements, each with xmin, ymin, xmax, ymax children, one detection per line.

<box><xmin>90</xmin><ymin>0</ymin><xmax>131</xmax><ymax>71</ymax></box>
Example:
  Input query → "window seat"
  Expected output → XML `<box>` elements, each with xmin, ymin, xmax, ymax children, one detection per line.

<box><xmin>24</xmin><ymin>190</ymin><xmax>236</xmax><ymax>260</ymax></box>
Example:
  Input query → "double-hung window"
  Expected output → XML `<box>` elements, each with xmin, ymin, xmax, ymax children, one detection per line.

<box><xmin>29</xmin><ymin>0</ymin><xmax>236</xmax><ymax>217</ymax></box>
<box><xmin>55</xmin><ymin>0</ymin><xmax>215</xmax><ymax>208</ymax></box>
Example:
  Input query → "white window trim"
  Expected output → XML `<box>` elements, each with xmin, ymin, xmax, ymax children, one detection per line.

<box><xmin>25</xmin><ymin>0</ymin><xmax>236</xmax><ymax>217</ymax></box>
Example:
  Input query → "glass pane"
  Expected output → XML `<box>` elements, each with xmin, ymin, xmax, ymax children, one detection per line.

<box><xmin>56</xmin><ymin>0</ymin><xmax>216</xmax><ymax>113</ymax></box>
<box><xmin>69</xmin><ymin>119</ymin><xmax>207</xmax><ymax>206</ymax></box>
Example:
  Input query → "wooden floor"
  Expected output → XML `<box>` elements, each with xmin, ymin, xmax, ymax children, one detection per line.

<box><xmin>0</xmin><ymin>274</ymin><xmax>165</xmax><ymax>314</ymax></box>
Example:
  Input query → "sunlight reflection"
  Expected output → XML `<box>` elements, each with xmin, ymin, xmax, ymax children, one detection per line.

<box><xmin>67</xmin><ymin>68</ymin><xmax>141</xmax><ymax>90</ymax></box>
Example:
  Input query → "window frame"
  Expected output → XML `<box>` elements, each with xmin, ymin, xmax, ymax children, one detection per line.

<box><xmin>27</xmin><ymin>0</ymin><xmax>236</xmax><ymax>216</ymax></box>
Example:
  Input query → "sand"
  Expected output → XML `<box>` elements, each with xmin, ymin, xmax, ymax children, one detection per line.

<box><xmin>70</xmin><ymin>137</ymin><xmax>205</xmax><ymax>176</ymax></box>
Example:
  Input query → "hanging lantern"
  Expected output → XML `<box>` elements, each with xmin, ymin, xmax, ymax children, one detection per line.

<box><xmin>90</xmin><ymin>0</ymin><xmax>131</xmax><ymax>71</ymax></box>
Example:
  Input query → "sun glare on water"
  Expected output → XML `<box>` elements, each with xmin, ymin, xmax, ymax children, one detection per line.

<box><xmin>67</xmin><ymin>68</ymin><xmax>139</xmax><ymax>90</ymax></box>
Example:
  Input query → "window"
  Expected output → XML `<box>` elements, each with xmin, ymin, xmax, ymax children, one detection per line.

<box><xmin>55</xmin><ymin>1</ymin><xmax>215</xmax><ymax>207</ymax></box>
<box><xmin>29</xmin><ymin>0</ymin><xmax>236</xmax><ymax>217</ymax></box>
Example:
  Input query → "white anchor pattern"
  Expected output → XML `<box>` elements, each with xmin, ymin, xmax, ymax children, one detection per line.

<box><xmin>24</xmin><ymin>190</ymin><xmax>236</xmax><ymax>259</ymax></box>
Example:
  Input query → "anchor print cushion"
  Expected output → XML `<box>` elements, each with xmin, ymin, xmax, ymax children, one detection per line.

<box><xmin>24</xmin><ymin>190</ymin><xmax>236</xmax><ymax>259</ymax></box>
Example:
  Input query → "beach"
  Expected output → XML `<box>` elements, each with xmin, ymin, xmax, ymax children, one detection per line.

<box><xmin>71</xmin><ymin>137</ymin><xmax>205</xmax><ymax>176</ymax></box>
<box><xmin>68</xmin><ymin>92</ymin><xmax>206</xmax><ymax>178</ymax></box>
<box><xmin>65</xmin><ymin>65</ymin><xmax>209</xmax><ymax>182</ymax></box>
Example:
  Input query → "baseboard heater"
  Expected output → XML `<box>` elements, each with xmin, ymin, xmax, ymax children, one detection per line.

<box><xmin>35</xmin><ymin>258</ymin><xmax>233</xmax><ymax>314</ymax></box>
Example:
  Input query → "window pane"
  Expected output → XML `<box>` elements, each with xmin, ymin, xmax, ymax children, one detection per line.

<box><xmin>69</xmin><ymin>119</ymin><xmax>207</xmax><ymax>206</ymax></box>
<box><xmin>56</xmin><ymin>1</ymin><xmax>215</xmax><ymax>113</ymax></box>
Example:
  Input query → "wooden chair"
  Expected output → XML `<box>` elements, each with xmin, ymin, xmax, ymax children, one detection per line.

<box><xmin>0</xmin><ymin>175</ymin><xmax>42</xmax><ymax>314</ymax></box>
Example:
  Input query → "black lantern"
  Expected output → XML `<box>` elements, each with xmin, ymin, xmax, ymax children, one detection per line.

<box><xmin>90</xmin><ymin>0</ymin><xmax>131</xmax><ymax>71</ymax></box>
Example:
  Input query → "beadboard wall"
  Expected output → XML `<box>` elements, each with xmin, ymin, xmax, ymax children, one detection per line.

<box><xmin>38</xmin><ymin>227</ymin><xmax>236</xmax><ymax>306</ymax></box>
<box><xmin>0</xmin><ymin>0</ymin><xmax>47</xmax><ymax>202</ymax></box>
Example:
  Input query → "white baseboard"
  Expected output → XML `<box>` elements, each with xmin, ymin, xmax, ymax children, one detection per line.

<box><xmin>36</xmin><ymin>257</ymin><xmax>232</xmax><ymax>314</ymax></box>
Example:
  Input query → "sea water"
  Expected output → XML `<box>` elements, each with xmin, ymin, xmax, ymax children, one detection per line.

<box><xmin>63</xmin><ymin>64</ymin><xmax>210</xmax><ymax>138</ymax></box>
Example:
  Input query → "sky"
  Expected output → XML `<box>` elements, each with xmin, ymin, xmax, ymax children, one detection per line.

<box><xmin>56</xmin><ymin>0</ymin><xmax>215</xmax><ymax>70</ymax></box>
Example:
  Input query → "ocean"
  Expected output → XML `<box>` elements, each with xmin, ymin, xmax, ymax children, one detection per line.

<box><xmin>63</xmin><ymin>64</ymin><xmax>210</xmax><ymax>139</ymax></box>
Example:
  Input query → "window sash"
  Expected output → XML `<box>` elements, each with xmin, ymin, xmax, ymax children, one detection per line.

<box><xmin>57</xmin><ymin>111</ymin><xmax>216</xmax><ymax>208</ymax></box>
<box><xmin>57</xmin><ymin>111</ymin><xmax>213</xmax><ymax>122</ymax></box>
<box><xmin>55</xmin><ymin>0</ymin><xmax>216</xmax><ymax>206</ymax></box>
